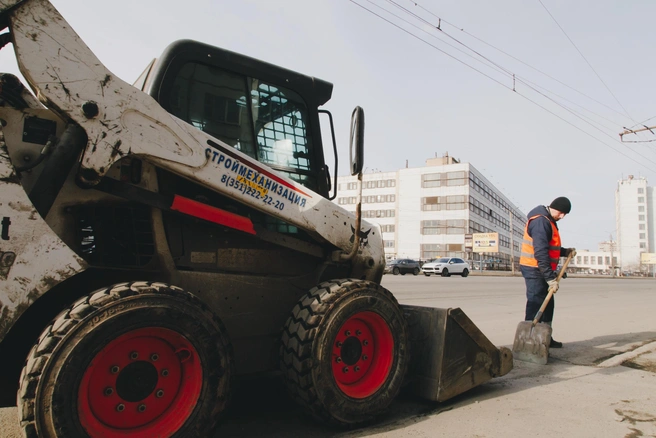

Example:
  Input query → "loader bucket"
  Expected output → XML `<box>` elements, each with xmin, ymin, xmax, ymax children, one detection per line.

<box><xmin>401</xmin><ymin>305</ymin><xmax>513</xmax><ymax>402</ymax></box>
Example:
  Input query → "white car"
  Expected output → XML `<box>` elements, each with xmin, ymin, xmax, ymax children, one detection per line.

<box><xmin>422</xmin><ymin>257</ymin><xmax>470</xmax><ymax>277</ymax></box>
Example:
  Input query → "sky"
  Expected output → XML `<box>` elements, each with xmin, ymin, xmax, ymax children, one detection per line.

<box><xmin>2</xmin><ymin>0</ymin><xmax>655</xmax><ymax>251</ymax></box>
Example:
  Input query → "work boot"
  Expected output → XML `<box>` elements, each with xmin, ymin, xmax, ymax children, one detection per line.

<box><xmin>550</xmin><ymin>339</ymin><xmax>563</xmax><ymax>348</ymax></box>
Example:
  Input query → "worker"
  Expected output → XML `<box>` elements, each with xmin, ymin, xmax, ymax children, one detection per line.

<box><xmin>519</xmin><ymin>196</ymin><xmax>575</xmax><ymax>348</ymax></box>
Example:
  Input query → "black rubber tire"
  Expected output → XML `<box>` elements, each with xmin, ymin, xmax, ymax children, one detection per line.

<box><xmin>441</xmin><ymin>269</ymin><xmax>450</xmax><ymax>277</ymax></box>
<box><xmin>412</xmin><ymin>268</ymin><xmax>419</xmax><ymax>276</ymax></box>
<box><xmin>280</xmin><ymin>279</ymin><xmax>409</xmax><ymax>426</ymax></box>
<box><xmin>461</xmin><ymin>268</ymin><xmax>469</xmax><ymax>278</ymax></box>
<box><xmin>392</xmin><ymin>267</ymin><xmax>400</xmax><ymax>275</ymax></box>
<box><xmin>17</xmin><ymin>281</ymin><xmax>233</xmax><ymax>438</ymax></box>
<box><xmin>424</xmin><ymin>273</ymin><xmax>431</xmax><ymax>277</ymax></box>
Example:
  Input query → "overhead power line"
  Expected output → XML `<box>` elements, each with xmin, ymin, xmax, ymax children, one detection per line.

<box><xmin>537</xmin><ymin>0</ymin><xmax>635</xmax><ymax>123</ymax></box>
<box><xmin>348</xmin><ymin>0</ymin><xmax>656</xmax><ymax>174</ymax></box>
<box><xmin>409</xmin><ymin>1</ymin><xmax>635</xmax><ymax>124</ymax></box>
<box><xmin>371</xmin><ymin>0</ymin><xmax>622</xmax><ymax>135</ymax></box>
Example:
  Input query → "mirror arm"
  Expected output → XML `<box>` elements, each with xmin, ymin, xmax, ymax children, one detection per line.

<box><xmin>318</xmin><ymin>109</ymin><xmax>338</xmax><ymax>200</ymax></box>
<box><xmin>340</xmin><ymin>172</ymin><xmax>362</xmax><ymax>261</ymax></box>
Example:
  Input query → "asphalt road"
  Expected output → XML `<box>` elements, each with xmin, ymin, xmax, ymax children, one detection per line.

<box><xmin>1</xmin><ymin>275</ymin><xmax>655</xmax><ymax>437</ymax></box>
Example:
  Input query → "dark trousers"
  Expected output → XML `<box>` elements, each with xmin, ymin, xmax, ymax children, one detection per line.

<box><xmin>524</xmin><ymin>277</ymin><xmax>555</xmax><ymax>322</ymax></box>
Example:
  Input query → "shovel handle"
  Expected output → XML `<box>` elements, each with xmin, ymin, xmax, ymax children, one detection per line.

<box><xmin>531</xmin><ymin>250</ymin><xmax>577</xmax><ymax>325</ymax></box>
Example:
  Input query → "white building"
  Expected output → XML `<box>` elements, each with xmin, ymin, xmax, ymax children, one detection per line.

<box><xmin>615</xmin><ymin>175</ymin><xmax>655</xmax><ymax>271</ymax></box>
<box><xmin>337</xmin><ymin>155</ymin><xmax>526</xmax><ymax>266</ymax></box>
<box><xmin>569</xmin><ymin>250</ymin><xmax>619</xmax><ymax>275</ymax></box>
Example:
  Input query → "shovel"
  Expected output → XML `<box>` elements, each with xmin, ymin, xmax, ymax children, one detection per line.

<box><xmin>512</xmin><ymin>250</ymin><xmax>576</xmax><ymax>364</ymax></box>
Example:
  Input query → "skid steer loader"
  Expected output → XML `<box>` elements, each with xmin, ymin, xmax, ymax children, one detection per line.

<box><xmin>0</xmin><ymin>0</ymin><xmax>513</xmax><ymax>436</ymax></box>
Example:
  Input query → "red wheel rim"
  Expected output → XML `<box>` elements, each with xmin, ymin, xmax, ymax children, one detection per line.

<box><xmin>331</xmin><ymin>311</ymin><xmax>394</xmax><ymax>398</ymax></box>
<box><xmin>78</xmin><ymin>327</ymin><xmax>202</xmax><ymax>437</ymax></box>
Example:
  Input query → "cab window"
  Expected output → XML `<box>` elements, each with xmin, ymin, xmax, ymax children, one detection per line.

<box><xmin>168</xmin><ymin>62</ymin><xmax>317</xmax><ymax>191</ymax></box>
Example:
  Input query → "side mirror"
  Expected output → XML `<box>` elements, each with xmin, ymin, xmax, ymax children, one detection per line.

<box><xmin>349</xmin><ymin>106</ymin><xmax>364</xmax><ymax>176</ymax></box>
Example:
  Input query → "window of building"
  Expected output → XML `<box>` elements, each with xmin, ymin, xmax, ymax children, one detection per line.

<box><xmin>590</xmin><ymin>257</ymin><xmax>596</xmax><ymax>265</ymax></box>
<box><xmin>381</xmin><ymin>225</ymin><xmax>395</xmax><ymax>233</ymax></box>
<box><xmin>421</xmin><ymin>220</ymin><xmax>465</xmax><ymax>235</ymax></box>
<box><xmin>640</xmin><ymin>242</ymin><xmax>646</xmax><ymax>249</ymax></box>
<box><xmin>446</xmin><ymin>195</ymin><xmax>466</xmax><ymax>210</ymax></box>
<box><xmin>421</xmin><ymin>244</ymin><xmax>442</xmax><ymax>260</ymax></box>
<box><xmin>639</xmin><ymin>215</ymin><xmax>645</xmax><ymax>221</ymax></box>
<box><xmin>421</xmin><ymin>243</ymin><xmax>464</xmax><ymax>259</ymax></box>
<box><xmin>422</xmin><ymin>197</ymin><xmax>440</xmax><ymax>211</ymax></box>
<box><xmin>446</xmin><ymin>171</ymin><xmax>468</xmax><ymax>186</ymax></box>
<box><xmin>362</xmin><ymin>195</ymin><xmax>395</xmax><ymax>204</ymax></box>
<box><xmin>639</xmin><ymin>233</ymin><xmax>646</xmax><ymax>239</ymax></box>
<box><xmin>384</xmin><ymin>240</ymin><xmax>395</xmax><ymax>248</ymax></box>
<box><xmin>605</xmin><ymin>256</ymin><xmax>610</xmax><ymax>264</ymax></box>
<box><xmin>638</xmin><ymin>197</ymin><xmax>645</xmax><ymax>203</ymax></box>
<box><xmin>598</xmin><ymin>256</ymin><xmax>603</xmax><ymax>264</ymax></box>
<box><xmin>338</xmin><ymin>197</ymin><xmax>357</xmax><ymax>205</ymax></box>
<box><xmin>638</xmin><ymin>206</ymin><xmax>645</xmax><ymax>212</ymax></box>
<box><xmin>612</xmin><ymin>257</ymin><xmax>618</xmax><ymax>265</ymax></box>
<box><xmin>584</xmin><ymin>256</ymin><xmax>589</xmax><ymax>264</ymax></box>
<box><xmin>576</xmin><ymin>256</ymin><xmax>581</xmax><ymax>264</ymax></box>
<box><xmin>347</xmin><ymin>182</ymin><xmax>357</xmax><ymax>190</ymax></box>
<box><xmin>638</xmin><ymin>188</ymin><xmax>644</xmax><ymax>194</ymax></box>
<box><xmin>422</xmin><ymin>173</ymin><xmax>442</xmax><ymax>188</ymax></box>
<box><xmin>639</xmin><ymin>224</ymin><xmax>645</xmax><ymax>230</ymax></box>
<box><xmin>362</xmin><ymin>209</ymin><xmax>395</xmax><ymax>218</ymax></box>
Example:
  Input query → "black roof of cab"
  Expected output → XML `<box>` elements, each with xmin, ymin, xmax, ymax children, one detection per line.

<box><xmin>143</xmin><ymin>39</ymin><xmax>333</xmax><ymax>109</ymax></box>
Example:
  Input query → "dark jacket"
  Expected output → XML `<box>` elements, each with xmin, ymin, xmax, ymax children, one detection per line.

<box><xmin>520</xmin><ymin>205</ymin><xmax>566</xmax><ymax>280</ymax></box>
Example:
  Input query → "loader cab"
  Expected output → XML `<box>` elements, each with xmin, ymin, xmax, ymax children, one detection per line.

<box><xmin>128</xmin><ymin>40</ymin><xmax>338</xmax><ymax>275</ymax></box>
<box><xmin>139</xmin><ymin>40</ymin><xmax>333</xmax><ymax>197</ymax></box>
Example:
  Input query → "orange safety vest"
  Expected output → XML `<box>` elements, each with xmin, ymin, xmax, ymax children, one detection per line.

<box><xmin>519</xmin><ymin>214</ymin><xmax>561</xmax><ymax>270</ymax></box>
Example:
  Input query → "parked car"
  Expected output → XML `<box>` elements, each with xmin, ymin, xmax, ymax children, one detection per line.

<box><xmin>385</xmin><ymin>259</ymin><xmax>421</xmax><ymax>275</ymax></box>
<box><xmin>422</xmin><ymin>257</ymin><xmax>470</xmax><ymax>277</ymax></box>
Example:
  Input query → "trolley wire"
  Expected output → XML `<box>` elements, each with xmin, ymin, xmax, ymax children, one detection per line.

<box><xmin>348</xmin><ymin>0</ymin><xmax>656</xmax><ymax>174</ymax></box>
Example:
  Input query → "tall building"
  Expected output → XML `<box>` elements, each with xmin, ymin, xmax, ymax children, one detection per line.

<box><xmin>615</xmin><ymin>175</ymin><xmax>655</xmax><ymax>271</ymax></box>
<box><xmin>336</xmin><ymin>155</ymin><xmax>526</xmax><ymax>265</ymax></box>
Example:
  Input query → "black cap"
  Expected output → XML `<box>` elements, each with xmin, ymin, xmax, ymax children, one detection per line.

<box><xmin>550</xmin><ymin>197</ymin><xmax>571</xmax><ymax>214</ymax></box>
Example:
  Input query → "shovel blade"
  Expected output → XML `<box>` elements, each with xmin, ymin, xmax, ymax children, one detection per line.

<box><xmin>512</xmin><ymin>321</ymin><xmax>552</xmax><ymax>365</ymax></box>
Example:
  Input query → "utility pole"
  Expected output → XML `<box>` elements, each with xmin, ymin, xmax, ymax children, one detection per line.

<box><xmin>509</xmin><ymin>210</ymin><xmax>515</xmax><ymax>275</ymax></box>
<box><xmin>609</xmin><ymin>234</ymin><xmax>615</xmax><ymax>278</ymax></box>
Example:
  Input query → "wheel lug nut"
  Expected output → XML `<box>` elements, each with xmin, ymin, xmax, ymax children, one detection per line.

<box><xmin>335</xmin><ymin>357</ymin><xmax>342</xmax><ymax>363</ymax></box>
<box><xmin>363</xmin><ymin>355</ymin><xmax>368</xmax><ymax>360</ymax></box>
<box><xmin>355</xmin><ymin>366</ymin><xmax>360</xmax><ymax>372</ymax></box>
<box><xmin>130</xmin><ymin>351</ymin><xmax>138</xmax><ymax>360</ymax></box>
<box><xmin>156</xmin><ymin>389</ymin><xmax>164</xmax><ymax>398</ymax></box>
<box><xmin>345</xmin><ymin>330</ymin><xmax>351</xmax><ymax>336</ymax></box>
<box><xmin>336</xmin><ymin>341</ymin><xmax>342</xmax><ymax>347</ymax></box>
<box><xmin>104</xmin><ymin>387</ymin><xmax>113</xmax><ymax>396</ymax></box>
<box><xmin>110</xmin><ymin>365</ymin><xmax>120</xmax><ymax>374</ymax></box>
<box><xmin>116</xmin><ymin>404</ymin><xmax>125</xmax><ymax>412</ymax></box>
<box><xmin>151</xmin><ymin>353</ymin><xmax>159</xmax><ymax>361</ymax></box>
<box><xmin>342</xmin><ymin>366</ymin><xmax>349</xmax><ymax>373</ymax></box>
<box><xmin>363</xmin><ymin>340</ymin><xmax>369</xmax><ymax>346</ymax></box>
<box><xmin>356</xmin><ymin>330</ymin><xmax>362</xmax><ymax>336</ymax></box>
<box><xmin>161</xmin><ymin>369</ymin><xmax>169</xmax><ymax>377</ymax></box>
<box><xmin>138</xmin><ymin>404</ymin><xmax>146</xmax><ymax>412</ymax></box>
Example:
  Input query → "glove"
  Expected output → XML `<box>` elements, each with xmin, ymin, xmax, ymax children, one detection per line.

<box><xmin>564</xmin><ymin>247</ymin><xmax>576</xmax><ymax>257</ymax></box>
<box><xmin>547</xmin><ymin>279</ymin><xmax>559</xmax><ymax>293</ymax></box>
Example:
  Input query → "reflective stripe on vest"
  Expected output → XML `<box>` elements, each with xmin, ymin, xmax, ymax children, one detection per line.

<box><xmin>519</xmin><ymin>214</ymin><xmax>561</xmax><ymax>270</ymax></box>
